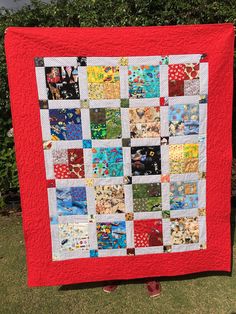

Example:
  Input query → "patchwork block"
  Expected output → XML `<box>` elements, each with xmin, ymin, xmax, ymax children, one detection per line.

<box><xmin>49</xmin><ymin>108</ymin><xmax>82</xmax><ymax>140</ymax></box>
<box><xmin>87</xmin><ymin>66</ymin><xmax>120</xmax><ymax>99</ymax></box>
<box><xmin>97</xmin><ymin>221</ymin><xmax>127</xmax><ymax>249</ymax></box>
<box><xmin>134</xmin><ymin>219</ymin><xmax>163</xmax><ymax>247</ymax></box>
<box><xmin>45</xmin><ymin>66</ymin><xmax>80</xmax><ymax>100</ymax></box>
<box><xmin>128</xmin><ymin>65</ymin><xmax>160</xmax><ymax>98</ymax></box>
<box><xmin>168</xmin><ymin>63</ymin><xmax>200</xmax><ymax>97</ymax></box>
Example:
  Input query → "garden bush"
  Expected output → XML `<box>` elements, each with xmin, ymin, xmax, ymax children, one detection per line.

<box><xmin>0</xmin><ymin>0</ymin><xmax>235</xmax><ymax>209</ymax></box>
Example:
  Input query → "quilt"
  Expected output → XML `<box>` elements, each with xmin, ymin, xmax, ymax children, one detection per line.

<box><xmin>5</xmin><ymin>24</ymin><xmax>234</xmax><ymax>286</ymax></box>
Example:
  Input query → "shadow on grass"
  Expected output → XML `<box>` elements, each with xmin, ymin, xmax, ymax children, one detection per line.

<box><xmin>59</xmin><ymin>205</ymin><xmax>236</xmax><ymax>292</ymax></box>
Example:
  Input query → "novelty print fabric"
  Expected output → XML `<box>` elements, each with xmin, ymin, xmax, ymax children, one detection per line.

<box><xmin>35</xmin><ymin>55</ymin><xmax>208</xmax><ymax>260</ymax></box>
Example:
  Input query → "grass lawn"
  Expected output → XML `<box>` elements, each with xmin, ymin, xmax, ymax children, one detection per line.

<box><xmin>0</xmin><ymin>214</ymin><xmax>235</xmax><ymax>314</ymax></box>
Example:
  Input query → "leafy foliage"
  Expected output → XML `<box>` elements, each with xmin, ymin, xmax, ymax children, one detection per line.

<box><xmin>0</xmin><ymin>0</ymin><xmax>235</xmax><ymax>208</ymax></box>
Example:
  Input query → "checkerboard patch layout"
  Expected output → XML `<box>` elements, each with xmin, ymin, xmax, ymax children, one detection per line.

<box><xmin>35</xmin><ymin>55</ymin><xmax>208</xmax><ymax>260</ymax></box>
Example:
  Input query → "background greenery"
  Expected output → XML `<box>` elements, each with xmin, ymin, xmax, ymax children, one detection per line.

<box><xmin>0</xmin><ymin>0</ymin><xmax>236</xmax><ymax>209</ymax></box>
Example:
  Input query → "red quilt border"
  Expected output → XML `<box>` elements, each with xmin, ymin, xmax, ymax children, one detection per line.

<box><xmin>4</xmin><ymin>24</ymin><xmax>234</xmax><ymax>287</ymax></box>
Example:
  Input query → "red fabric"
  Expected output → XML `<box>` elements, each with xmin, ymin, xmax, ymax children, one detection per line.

<box><xmin>4</xmin><ymin>24</ymin><xmax>234</xmax><ymax>287</ymax></box>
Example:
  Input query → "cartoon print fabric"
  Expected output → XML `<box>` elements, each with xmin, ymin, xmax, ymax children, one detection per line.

<box><xmin>35</xmin><ymin>54</ymin><xmax>207</xmax><ymax>260</ymax></box>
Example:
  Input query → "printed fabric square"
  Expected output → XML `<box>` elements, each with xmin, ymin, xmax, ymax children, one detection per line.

<box><xmin>169</xmin><ymin>144</ymin><xmax>199</xmax><ymax>174</ymax></box>
<box><xmin>133</xmin><ymin>183</ymin><xmax>162</xmax><ymax>212</ymax></box>
<box><xmin>129</xmin><ymin>107</ymin><xmax>160</xmax><ymax>138</ymax></box>
<box><xmin>59</xmin><ymin>222</ymin><xmax>89</xmax><ymax>251</ymax></box>
<box><xmin>87</xmin><ymin>66</ymin><xmax>120</xmax><ymax>99</ymax></box>
<box><xmin>134</xmin><ymin>219</ymin><xmax>163</xmax><ymax>247</ymax></box>
<box><xmin>90</xmin><ymin>108</ymin><xmax>122</xmax><ymax>139</ymax></box>
<box><xmin>53</xmin><ymin>148</ymin><xmax>84</xmax><ymax>178</ymax></box>
<box><xmin>171</xmin><ymin>217</ymin><xmax>199</xmax><ymax>245</ymax></box>
<box><xmin>56</xmin><ymin>187</ymin><xmax>87</xmax><ymax>215</ymax></box>
<box><xmin>92</xmin><ymin>147</ymin><xmax>123</xmax><ymax>177</ymax></box>
<box><xmin>95</xmin><ymin>184</ymin><xmax>125</xmax><ymax>214</ymax></box>
<box><xmin>169</xmin><ymin>104</ymin><xmax>199</xmax><ymax>136</ymax></box>
<box><xmin>131</xmin><ymin>146</ymin><xmax>161</xmax><ymax>175</ymax></box>
<box><xmin>45</xmin><ymin>66</ymin><xmax>80</xmax><ymax>100</ymax></box>
<box><xmin>128</xmin><ymin>65</ymin><xmax>160</xmax><ymax>98</ymax></box>
<box><xmin>49</xmin><ymin>108</ymin><xmax>82</xmax><ymax>140</ymax></box>
<box><xmin>97</xmin><ymin>221</ymin><xmax>127</xmax><ymax>249</ymax></box>
<box><xmin>170</xmin><ymin>181</ymin><xmax>198</xmax><ymax>210</ymax></box>
<box><xmin>168</xmin><ymin>63</ymin><xmax>200</xmax><ymax>97</ymax></box>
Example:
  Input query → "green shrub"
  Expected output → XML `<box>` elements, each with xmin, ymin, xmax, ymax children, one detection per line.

<box><xmin>0</xmin><ymin>0</ymin><xmax>235</xmax><ymax>209</ymax></box>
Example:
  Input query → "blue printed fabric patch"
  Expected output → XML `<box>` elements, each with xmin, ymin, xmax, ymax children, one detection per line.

<box><xmin>169</xmin><ymin>104</ymin><xmax>199</xmax><ymax>136</ymax></box>
<box><xmin>170</xmin><ymin>181</ymin><xmax>198</xmax><ymax>210</ymax></box>
<box><xmin>56</xmin><ymin>187</ymin><xmax>87</xmax><ymax>215</ymax></box>
<box><xmin>97</xmin><ymin>221</ymin><xmax>127</xmax><ymax>249</ymax></box>
<box><xmin>128</xmin><ymin>65</ymin><xmax>160</xmax><ymax>98</ymax></box>
<box><xmin>92</xmin><ymin>147</ymin><xmax>123</xmax><ymax>177</ymax></box>
<box><xmin>49</xmin><ymin>108</ymin><xmax>82</xmax><ymax>140</ymax></box>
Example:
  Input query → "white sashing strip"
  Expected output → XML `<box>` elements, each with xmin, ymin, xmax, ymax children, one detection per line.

<box><xmin>169</xmin><ymin>135</ymin><xmax>199</xmax><ymax>145</ymax></box>
<box><xmin>199</xmin><ymin>104</ymin><xmax>207</xmax><ymax>135</ymax></box>
<box><xmin>162</xmin><ymin>219</ymin><xmax>171</xmax><ymax>245</ymax></box>
<box><xmin>171</xmin><ymin>243</ymin><xmax>200</xmax><ymax>252</ymax></box>
<box><xmin>58</xmin><ymin>215</ymin><xmax>88</xmax><ymax>224</ymax></box>
<box><xmin>92</xmin><ymin>139</ymin><xmax>122</xmax><ymax>148</ymax></box>
<box><xmin>88</xmin><ymin>223</ymin><xmax>98</xmax><ymax>250</ymax></box>
<box><xmin>44</xmin><ymin>57</ymin><xmax>77</xmax><ymax>67</ymax></box>
<box><xmin>199</xmin><ymin>216</ymin><xmax>206</xmax><ymax>245</ymax></box>
<box><xmin>131</xmin><ymin>138</ymin><xmax>160</xmax><ymax>146</ymax></box>
<box><xmin>169</xmin><ymin>54</ymin><xmax>201</xmax><ymax>64</ymax></box>
<box><xmin>135</xmin><ymin>246</ymin><xmax>163</xmax><ymax>255</ymax></box>
<box><xmin>48</xmin><ymin>100</ymin><xmax>81</xmax><ymax>109</ymax></box>
<box><xmin>50</xmin><ymin>224</ymin><xmax>61</xmax><ymax>260</ymax></box>
<box><xmin>128</xmin><ymin>56</ymin><xmax>162</xmax><ymax>65</ymax></box>
<box><xmin>126</xmin><ymin>221</ymin><xmax>134</xmax><ymax>247</ymax></box>
<box><xmin>160</xmin><ymin>65</ymin><xmax>168</xmax><ymax>97</ymax></box>
<box><xmin>199</xmin><ymin>140</ymin><xmax>206</xmax><ymax>172</ymax></box>
<box><xmin>40</xmin><ymin>110</ymin><xmax>51</xmax><ymax>141</ymax></box>
<box><xmin>200</xmin><ymin>63</ymin><xmax>208</xmax><ymax>95</ymax></box>
<box><xmin>94</xmin><ymin>177</ymin><xmax>124</xmax><ymax>186</ymax></box>
<box><xmin>35</xmin><ymin>67</ymin><xmax>48</xmax><ymax>99</ymax></box>
<box><xmin>59</xmin><ymin>250</ymin><xmax>90</xmax><ymax>261</ymax></box>
<box><xmin>160</xmin><ymin>106</ymin><xmax>169</xmax><ymax>137</ymax></box>
<box><xmin>121</xmin><ymin>108</ymin><xmax>130</xmax><ymax>138</ymax></box>
<box><xmin>81</xmin><ymin>109</ymin><xmax>91</xmax><ymax>139</ymax></box>
<box><xmin>129</xmin><ymin>98</ymin><xmax>159</xmax><ymax>107</ymax></box>
<box><xmin>98</xmin><ymin>249</ymin><xmax>127</xmax><ymax>257</ymax></box>
<box><xmin>123</xmin><ymin>147</ymin><xmax>131</xmax><ymax>176</ymax></box>
<box><xmin>83</xmin><ymin>149</ymin><xmax>93</xmax><ymax>178</ymax></box>
<box><xmin>52</xmin><ymin>140</ymin><xmax>83</xmax><ymax>150</ymax></box>
<box><xmin>44</xmin><ymin>150</ymin><xmax>54</xmax><ymax>179</ymax></box>
<box><xmin>170</xmin><ymin>173</ymin><xmax>198</xmax><ymax>182</ymax></box>
<box><xmin>78</xmin><ymin>67</ymin><xmax>89</xmax><ymax>100</ymax></box>
<box><xmin>96</xmin><ymin>214</ymin><xmax>126</xmax><ymax>223</ymax></box>
<box><xmin>124</xmin><ymin>185</ymin><xmax>133</xmax><ymax>212</ymax></box>
<box><xmin>134</xmin><ymin>212</ymin><xmax>162</xmax><ymax>220</ymax></box>
<box><xmin>47</xmin><ymin>188</ymin><xmax>57</xmax><ymax>216</ymax></box>
<box><xmin>86</xmin><ymin>187</ymin><xmax>96</xmax><ymax>215</ymax></box>
<box><xmin>168</xmin><ymin>96</ymin><xmax>199</xmax><ymax>105</ymax></box>
<box><xmin>132</xmin><ymin>175</ymin><xmax>161</xmax><ymax>184</ymax></box>
<box><xmin>86</xmin><ymin>57</ymin><xmax>120</xmax><ymax>66</ymax></box>
<box><xmin>161</xmin><ymin>182</ymin><xmax>170</xmax><ymax>211</ymax></box>
<box><xmin>170</xmin><ymin>208</ymin><xmax>199</xmax><ymax>218</ymax></box>
<box><xmin>89</xmin><ymin>99</ymin><xmax>120</xmax><ymax>108</ymax></box>
<box><xmin>55</xmin><ymin>179</ymin><xmax>86</xmax><ymax>188</ymax></box>
<box><xmin>198</xmin><ymin>179</ymin><xmax>206</xmax><ymax>208</ymax></box>
<box><xmin>161</xmin><ymin>145</ymin><xmax>169</xmax><ymax>174</ymax></box>
<box><xmin>120</xmin><ymin>66</ymin><xmax>129</xmax><ymax>98</ymax></box>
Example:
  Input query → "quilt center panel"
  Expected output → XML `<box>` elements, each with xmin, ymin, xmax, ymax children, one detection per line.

<box><xmin>35</xmin><ymin>54</ymin><xmax>208</xmax><ymax>260</ymax></box>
